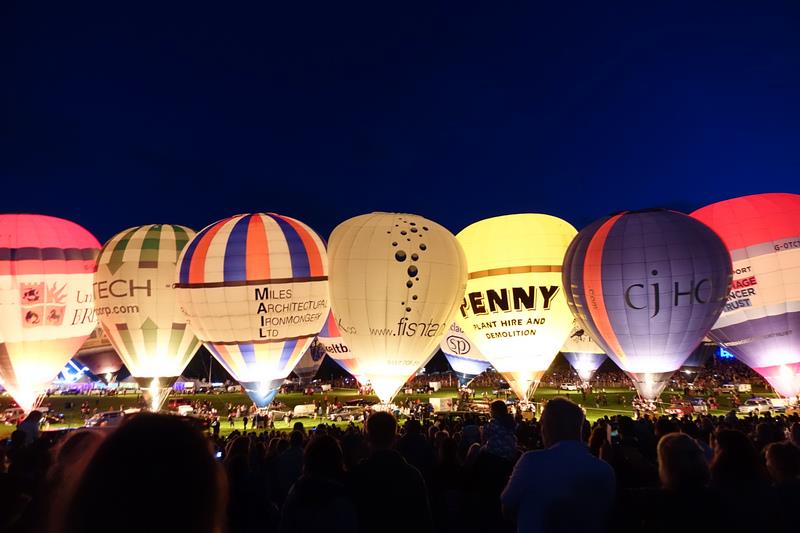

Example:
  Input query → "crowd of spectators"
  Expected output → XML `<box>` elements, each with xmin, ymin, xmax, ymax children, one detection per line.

<box><xmin>2</xmin><ymin>395</ymin><xmax>799</xmax><ymax>533</ymax></box>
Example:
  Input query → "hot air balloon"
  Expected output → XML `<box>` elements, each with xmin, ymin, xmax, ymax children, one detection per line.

<box><xmin>562</xmin><ymin>209</ymin><xmax>732</xmax><ymax>400</ymax></box>
<box><xmin>679</xmin><ymin>338</ymin><xmax>716</xmax><ymax>384</ymax></box>
<box><xmin>561</xmin><ymin>322</ymin><xmax>606</xmax><ymax>385</ymax></box>
<box><xmin>692</xmin><ymin>193</ymin><xmax>800</xmax><ymax>399</ymax></box>
<box><xmin>317</xmin><ymin>311</ymin><xmax>367</xmax><ymax>386</ymax></box>
<box><xmin>328</xmin><ymin>212</ymin><xmax>467</xmax><ymax>403</ymax></box>
<box><xmin>95</xmin><ymin>224</ymin><xmax>201</xmax><ymax>410</ymax></box>
<box><xmin>440</xmin><ymin>323</ymin><xmax>491</xmax><ymax>388</ymax></box>
<box><xmin>455</xmin><ymin>214</ymin><xmax>577</xmax><ymax>400</ymax></box>
<box><xmin>73</xmin><ymin>327</ymin><xmax>124</xmax><ymax>383</ymax></box>
<box><xmin>293</xmin><ymin>339</ymin><xmax>325</xmax><ymax>384</ymax></box>
<box><xmin>0</xmin><ymin>214</ymin><xmax>100</xmax><ymax>412</ymax></box>
<box><xmin>175</xmin><ymin>213</ymin><xmax>330</xmax><ymax>407</ymax></box>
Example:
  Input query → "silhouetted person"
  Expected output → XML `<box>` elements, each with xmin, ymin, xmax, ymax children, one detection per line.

<box><xmin>482</xmin><ymin>400</ymin><xmax>517</xmax><ymax>461</ymax></box>
<box><xmin>765</xmin><ymin>440</ymin><xmax>800</xmax><ymax>529</ymax></box>
<box><xmin>44</xmin><ymin>429</ymin><xmax>106</xmax><ymax>532</ymax></box>
<box><xmin>709</xmin><ymin>429</ymin><xmax>767</xmax><ymax>531</ymax></box>
<box><xmin>348</xmin><ymin>412</ymin><xmax>432</xmax><ymax>533</ymax></box>
<box><xmin>397</xmin><ymin>419</ymin><xmax>434</xmax><ymax>482</ymax></box>
<box><xmin>502</xmin><ymin>397</ymin><xmax>615</xmax><ymax>533</ymax></box>
<box><xmin>273</xmin><ymin>430</ymin><xmax>305</xmax><ymax>506</ymax></box>
<box><xmin>430</xmin><ymin>435</ymin><xmax>466</xmax><ymax>533</ymax></box>
<box><xmin>280</xmin><ymin>434</ymin><xmax>357</xmax><ymax>533</ymax></box>
<box><xmin>57</xmin><ymin>413</ymin><xmax>227</xmax><ymax>533</ymax></box>
<box><xmin>17</xmin><ymin>410</ymin><xmax>42</xmax><ymax>445</ymax></box>
<box><xmin>765</xmin><ymin>440</ymin><xmax>800</xmax><ymax>487</ymax></box>
<box><xmin>617</xmin><ymin>432</ymin><xmax>711</xmax><ymax>533</ymax></box>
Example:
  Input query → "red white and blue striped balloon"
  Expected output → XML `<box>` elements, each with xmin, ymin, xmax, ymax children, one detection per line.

<box><xmin>175</xmin><ymin>213</ymin><xmax>330</xmax><ymax>407</ymax></box>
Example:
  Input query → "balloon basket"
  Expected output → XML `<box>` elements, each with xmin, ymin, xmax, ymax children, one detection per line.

<box><xmin>135</xmin><ymin>376</ymin><xmax>179</xmax><ymax>412</ymax></box>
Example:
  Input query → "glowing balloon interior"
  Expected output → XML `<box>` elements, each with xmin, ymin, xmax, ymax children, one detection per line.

<box><xmin>175</xmin><ymin>213</ymin><xmax>329</xmax><ymax>407</ymax></box>
<box><xmin>95</xmin><ymin>224</ymin><xmax>201</xmax><ymax>410</ymax></box>
<box><xmin>561</xmin><ymin>323</ymin><xmax>606</xmax><ymax>383</ymax></box>
<box><xmin>562</xmin><ymin>209</ymin><xmax>732</xmax><ymax>400</ymax></box>
<box><xmin>317</xmin><ymin>311</ymin><xmax>366</xmax><ymax>385</ymax></box>
<box><xmin>0</xmin><ymin>214</ymin><xmax>100</xmax><ymax>412</ymax></box>
<box><xmin>456</xmin><ymin>214</ymin><xmax>577</xmax><ymax>400</ymax></box>
<box><xmin>692</xmin><ymin>193</ymin><xmax>800</xmax><ymax>398</ymax></box>
<box><xmin>74</xmin><ymin>326</ymin><xmax>124</xmax><ymax>383</ymax></box>
<box><xmin>294</xmin><ymin>339</ymin><xmax>325</xmax><ymax>383</ymax></box>
<box><xmin>440</xmin><ymin>322</ymin><xmax>491</xmax><ymax>387</ymax></box>
<box><xmin>328</xmin><ymin>212</ymin><xmax>467</xmax><ymax>403</ymax></box>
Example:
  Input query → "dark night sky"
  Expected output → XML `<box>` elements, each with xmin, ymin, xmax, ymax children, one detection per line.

<box><xmin>3</xmin><ymin>2</ymin><xmax>800</xmax><ymax>243</ymax></box>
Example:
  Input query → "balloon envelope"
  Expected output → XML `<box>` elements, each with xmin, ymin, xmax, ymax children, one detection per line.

<box><xmin>562</xmin><ymin>209</ymin><xmax>731</xmax><ymax>400</ymax></box>
<box><xmin>440</xmin><ymin>322</ymin><xmax>491</xmax><ymax>387</ymax></box>
<box><xmin>561</xmin><ymin>323</ymin><xmax>606</xmax><ymax>383</ymax></box>
<box><xmin>317</xmin><ymin>311</ymin><xmax>367</xmax><ymax>385</ymax></box>
<box><xmin>692</xmin><ymin>193</ymin><xmax>800</xmax><ymax>398</ymax></box>
<box><xmin>328</xmin><ymin>212</ymin><xmax>467</xmax><ymax>403</ymax></box>
<box><xmin>95</xmin><ymin>224</ymin><xmax>201</xmax><ymax>410</ymax></box>
<box><xmin>175</xmin><ymin>213</ymin><xmax>329</xmax><ymax>407</ymax></box>
<box><xmin>456</xmin><ymin>214</ymin><xmax>577</xmax><ymax>400</ymax></box>
<box><xmin>74</xmin><ymin>326</ymin><xmax>124</xmax><ymax>382</ymax></box>
<box><xmin>294</xmin><ymin>340</ymin><xmax>325</xmax><ymax>383</ymax></box>
<box><xmin>0</xmin><ymin>214</ymin><xmax>100</xmax><ymax>411</ymax></box>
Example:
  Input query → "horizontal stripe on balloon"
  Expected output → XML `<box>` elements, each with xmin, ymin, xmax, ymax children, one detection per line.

<box><xmin>174</xmin><ymin>275</ymin><xmax>328</xmax><ymax>288</ymax></box>
<box><xmin>0</xmin><ymin>247</ymin><xmax>99</xmax><ymax>261</ymax></box>
<box><xmin>468</xmin><ymin>265</ymin><xmax>562</xmax><ymax>279</ymax></box>
<box><xmin>206</xmin><ymin>332</ymin><xmax>318</xmax><ymax>345</ymax></box>
<box><xmin>0</xmin><ymin>260</ymin><xmax>96</xmax><ymax>275</ymax></box>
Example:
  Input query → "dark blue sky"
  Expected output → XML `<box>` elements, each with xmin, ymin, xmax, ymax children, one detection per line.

<box><xmin>3</xmin><ymin>2</ymin><xmax>800</xmax><ymax>243</ymax></box>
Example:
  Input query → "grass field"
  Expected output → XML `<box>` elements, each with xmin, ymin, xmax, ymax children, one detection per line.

<box><xmin>0</xmin><ymin>385</ymin><xmax>774</xmax><ymax>439</ymax></box>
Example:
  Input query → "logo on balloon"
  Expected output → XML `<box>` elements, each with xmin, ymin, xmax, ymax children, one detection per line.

<box><xmin>20</xmin><ymin>282</ymin><xmax>67</xmax><ymax>328</ymax></box>
<box><xmin>445</xmin><ymin>335</ymin><xmax>470</xmax><ymax>355</ymax></box>
<box><xmin>622</xmin><ymin>270</ymin><xmax>714</xmax><ymax>318</ymax></box>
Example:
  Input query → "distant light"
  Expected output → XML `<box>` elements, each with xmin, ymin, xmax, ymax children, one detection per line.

<box><xmin>718</xmin><ymin>347</ymin><xmax>735</xmax><ymax>359</ymax></box>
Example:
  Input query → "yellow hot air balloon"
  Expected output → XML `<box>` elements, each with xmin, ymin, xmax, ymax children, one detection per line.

<box><xmin>456</xmin><ymin>214</ymin><xmax>577</xmax><ymax>400</ymax></box>
<box><xmin>328</xmin><ymin>212</ymin><xmax>467</xmax><ymax>403</ymax></box>
<box><xmin>94</xmin><ymin>225</ymin><xmax>202</xmax><ymax>410</ymax></box>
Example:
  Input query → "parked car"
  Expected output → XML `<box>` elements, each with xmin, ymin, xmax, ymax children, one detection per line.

<box><xmin>559</xmin><ymin>383</ymin><xmax>578</xmax><ymax>391</ymax></box>
<box><xmin>687</xmin><ymin>397</ymin><xmax>709</xmax><ymax>414</ymax></box>
<box><xmin>85</xmin><ymin>410</ymin><xmax>127</xmax><ymax>428</ymax></box>
<box><xmin>2</xmin><ymin>407</ymin><xmax>25</xmax><ymax>425</ymax></box>
<box><xmin>344</xmin><ymin>398</ymin><xmax>372</xmax><ymax>407</ymax></box>
<box><xmin>328</xmin><ymin>406</ymin><xmax>365</xmax><ymax>422</ymax></box>
<box><xmin>292</xmin><ymin>404</ymin><xmax>317</xmax><ymax>419</ymax></box>
<box><xmin>167</xmin><ymin>398</ymin><xmax>195</xmax><ymax>415</ymax></box>
<box><xmin>663</xmin><ymin>401</ymin><xmax>694</xmax><ymax>416</ymax></box>
<box><xmin>267</xmin><ymin>402</ymin><xmax>294</xmax><ymax>423</ymax></box>
<box><xmin>738</xmin><ymin>397</ymin><xmax>772</xmax><ymax>414</ymax></box>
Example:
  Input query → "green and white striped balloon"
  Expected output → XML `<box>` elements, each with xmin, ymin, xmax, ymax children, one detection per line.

<box><xmin>94</xmin><ymin>224</ymin><xmax>201</xmax><ymax>409</ymax></box>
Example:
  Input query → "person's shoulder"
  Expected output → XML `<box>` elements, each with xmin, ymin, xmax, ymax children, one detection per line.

<box><xmin>515</xmin><ymin>448</ymin><xmax>551</xmax><ymax>467</ymax></box>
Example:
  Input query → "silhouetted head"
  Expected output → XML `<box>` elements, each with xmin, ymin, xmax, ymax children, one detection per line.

<box><xmin>290</xmin><ymin>430</ymin><xmax>304</xmax><ymax>448</ymax></box>
<box><xmin>22</xmin><ymin>410</ymin><xmax>43</xmax><ymax>424</ymax></box>
<box><xmin>765</xmin><ymin>441</ymin><xmax>800</xmax><ymax>485</ymax></box>
<box><xmin>541</xmin><ymin>397</ymin><xmax>584</xmax><ymax>448</ymax></box>
<box><xmin>657</xmin><ymin>433</ymin><xmax>709</xmax><ymax>491</ymax></box>
<box><xmin>790</xmin><ymin>422</ymin><xmax>800</xmax><ymax>448</ymax></box>
<box><xmin>304</xmin><ymin>434</ymin><xmax>344</xmax><ymax>479</ymax></box>
<box><xmin>490</xmin><ymin>400</ymin><xmax>508</xmax><ymax>419</ymax></box>
<box><xmin>711</xmin><ymin>429</ymin><xmax>765</xmax><ymax>487</ymax></box>
<box><xmin>58</xmin><ymin>413</ymin><xmax>226</xmax><ymax>533</ymax></box>
<box><xmin>404</xmin><ymin>419</ymin><xmax>421</xmax><ymax>435</ymax></box>
<box><xmin>365</xmin><ymin>411</ymin><xmax>397</xmax><ymax>449</ymax></box>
